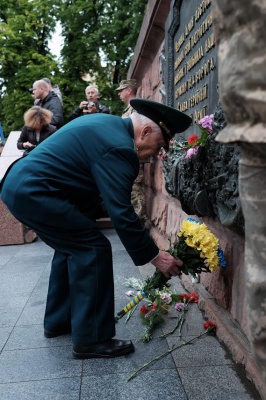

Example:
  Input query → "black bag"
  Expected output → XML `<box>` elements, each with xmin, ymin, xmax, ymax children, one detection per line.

<box><xmin>23</xmin><ymin>145</ymin><xmax>36</xmax><ymax>157</ymax></box>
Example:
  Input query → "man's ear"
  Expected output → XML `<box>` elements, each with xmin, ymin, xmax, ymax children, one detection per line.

<box><xmin>140</xmin><ymin>126</ymin><xmax>152</xmax><ymax>139</ymax></box>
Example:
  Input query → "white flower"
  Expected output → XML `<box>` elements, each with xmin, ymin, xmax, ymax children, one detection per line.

<box><xmin>124</xmin><ymin>278</ymin><xmax>144</xmax><ymax>290</ymax></box>
<box><xmin>160</xmin><ymin>292</ymin><xmax>172</xmax><ymax>304</ymax></box>
<box><xmin>125</xmin><ymin>290</ymin><xmax>135</xmax><ymax>297</ymax></box>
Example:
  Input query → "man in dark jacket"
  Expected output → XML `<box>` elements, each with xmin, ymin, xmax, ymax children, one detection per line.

<box><xmin>69</xmin><ymin>85</ymin><xmax>109</xmax><ymax>120</ymax></box>
<box><xmin>41</xmin><ymin>77</ymin><xmax>63</xmax><ymax>105</ymax></box>
<box><xmin>32</xmin><ymin>80</ymin><xmax>64</xmax><ymax>128</ymax></box>
<box><xmin>0</xmin><ymin>99</ymin><xmax>191</xmax><ymax>360</ymax></box>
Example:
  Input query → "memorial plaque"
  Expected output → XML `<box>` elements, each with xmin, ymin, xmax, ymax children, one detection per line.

<box><xmin>161</xmin><ymin>0</ymin><xmax>244</xmax><ymax>234</ymax></box>
<box><xmin>164</xmin><ymin>0</ymin><xmax>218</xmax><ymax>136</ymax></box>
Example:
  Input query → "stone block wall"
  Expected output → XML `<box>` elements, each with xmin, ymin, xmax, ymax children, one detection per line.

<box><xmin>144</xmin><ymin>156</ymin><xmax>247</xmax><ymax>333</ymax></box>
<box><xmin>0</xmin><ymin>200</ymin><xmax>37</xmax><ymax>245</ymax></box>
<box><xmin>0</xmin><ymin>131</ymin><xmax>37</xmax><ymax>246</ymax></box>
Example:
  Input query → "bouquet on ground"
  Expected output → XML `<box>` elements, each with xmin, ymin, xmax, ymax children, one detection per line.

<box><xmin>138</xmin><ymin>287</ymin><xmax>182</xmax><ymax>342</ymax></box>
<box><xmin>138</xmin><ymin>291</ymin><xmax>200</xmax><ymax>342</ymax></box>
<box><xmin>116</xmin><ymin>276</ymin><xmax>218</xmax><ymax>380</ymax></box>
<box><xmin>115</xmin><ymin>218</ymin><xmax>226</xmax><ymax>322</ymax></box>
<box><xmin>115</xmin><ymin>270</ymin><xmax>179</xmax><ymax>323</ymax></box>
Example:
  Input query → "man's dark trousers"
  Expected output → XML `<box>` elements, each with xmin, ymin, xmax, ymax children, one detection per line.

<box><xmin>1</xmin><ymin>184</ymin><xmax>116</xmax><ymax>345</ymax></box>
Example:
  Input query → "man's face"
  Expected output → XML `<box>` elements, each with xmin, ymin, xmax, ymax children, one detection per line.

<box><xmin>135</xmin><ymin>126</ymin><xmax>166</xmax><ymax>160</ymax></box>
<box><xmin>86</xmin><ymin>89</ymin><xmax>98</xmax><ymax>103</ymax></box>
<box><xmin>117</xmin><ymin>87</ymin><xmax>131</xmax><ymax>105</ymax></box>
<box><xmin>32</xmin><ymin>83</ymin><xmax>44</xmax><ymax>100</ymax></box>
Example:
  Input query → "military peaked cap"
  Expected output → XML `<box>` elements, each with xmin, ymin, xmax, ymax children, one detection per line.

<box><xmin>130</xmin><ymin>98</ymin><xmax>192</xmax><ymax>149</ymax></box>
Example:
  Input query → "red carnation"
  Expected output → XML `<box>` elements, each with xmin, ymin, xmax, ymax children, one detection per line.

<box><xmin>189</xmin><ymin>292</ymin><xmax>199</xmax><ymax>303</ymax></box>
<box><xmin>140</xmin><ymin>305</ymin><xmax>148</xmax><ymax>314</ymax></box>
<box><xmin>187</xmin><ymin>134</ymin><xmax>198</xmax><ymax>145</ymax></box>
<box><xmin>180</xmin><ymin>293</ymin><xmax>190</xmax><ymax>303</ymax></box>
<box><xmin>203</xmin><ymin>321</ymin><xmax>216</xmax><ymax>333</ymax></box>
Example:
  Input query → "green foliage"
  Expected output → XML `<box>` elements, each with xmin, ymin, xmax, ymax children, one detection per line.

<box><xmin>140</xmin><ymin>309</ymin><xmax>165</xmax><ymax>342</ymax></box>
<box><xmin>0</xmin><ymin>0</ymin><xmax>147</xmax><ymax>136</ymax></box>
<box><xmin>0</xmin><ymin>0</ymin><xmax>59</xmax><ymax>133</ymax></box>
<box><xmin>52</xmin><ymin>0</ymin><xmax>147</xmax><ymax>118</ymax></box>
<box><xmin>168</xmin><ymin>236</ymin><xmax>211</xmax><ymax>276</ymax></box>
<box><xmin>143</xmin><ymin>269</ymin><xmax>169</xmax><ymax>293</ymax></box>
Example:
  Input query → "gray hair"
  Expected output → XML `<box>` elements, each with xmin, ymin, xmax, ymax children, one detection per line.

<box><xmin>85</xmin><ymin>85</ymin><xmax>99</xmax><ymax>95</ymax></box>
<box><xmin>130</xmin><ymin>112</ymin><xmax>161</xmax><ymax>135</ymax></box>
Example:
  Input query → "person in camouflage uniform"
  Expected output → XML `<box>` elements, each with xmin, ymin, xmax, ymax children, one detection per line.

<box><xmin>214</xmin><ymin>0</ymin><xmax>266</xmax><ymax>385</ymax></box>
<box><xmin>116</xmin><ymin>79</ymin><xmax>147</xmax><ymax>223</ymax></box>
<box><xmin>116</xmin><ymin>79</ymin><xmax>137</xmax><ymax>118</ymax></box>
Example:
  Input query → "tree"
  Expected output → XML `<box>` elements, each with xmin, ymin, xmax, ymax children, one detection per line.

<box><xmin>55</xmin><ymin>0</ymin><xmax>147</xmax><ymax>117</ymax></box>
<box><xmin>0</xmin><ymin>0</ymin><xmax>148</xmax><ymax>134</ymax></box>
<box><xmin>0</xmin><ymin>0</ymin><xmax>59</xmax><ymax>133</ymax></box>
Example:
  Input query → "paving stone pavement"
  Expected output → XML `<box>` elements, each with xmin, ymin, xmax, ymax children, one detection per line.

<box><xmin>0</xmin><ymin>229</ymin><xmax>262</xmax><ymax>400</ymax></box>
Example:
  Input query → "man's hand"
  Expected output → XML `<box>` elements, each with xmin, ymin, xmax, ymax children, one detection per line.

<box><xmin>79</xmin><ymin>101</ymin><xmax>98</xmax><ymax>114</ymax></box>
<box><xmin>151</xmin><ymin>250</ymin><xmax>183</xmax><ymax>278</ymax></box>
<box><xmin>23</xmin><ymin>142</ymin><xmax>34</xmax><ymax>148</ymax></box>
<box><xmin>84</xmin><ymin>104</ymin><xmax>98</xmax><ymax>114</ymax></box>
<box><xmin>79</xmin><ymin>101</ymin><xmax>88</xmax><ymax>109</ymax></box>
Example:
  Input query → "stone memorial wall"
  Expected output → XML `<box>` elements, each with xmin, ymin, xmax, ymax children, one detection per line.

<box><xmin>165</xmin><ymin>0</ymin><xmax>218</xmax><ymax>129</ymax></box>
<box><xmin>127</xmin><ymin>1</ymin><xmax>265</xmax><ymax>394</ymax></box>
<box><xmin>160</xmin><ymin>0</ymin><xmax>244</xmax><ymax>235</ymax></box>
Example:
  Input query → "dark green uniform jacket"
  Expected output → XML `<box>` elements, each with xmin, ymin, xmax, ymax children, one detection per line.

<box><xmin>1</xmin><ymin>114</ymin><xmax>160</xmax><ymax>344</ymax></box>
<box><xmin>1</xmin><ymin>114</ymin><xmax>158</xmax><ymax>266</ymax></box>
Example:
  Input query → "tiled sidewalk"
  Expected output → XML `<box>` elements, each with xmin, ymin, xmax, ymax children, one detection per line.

<box><xmin>0</xmin><ymin>230</ymin><xmax>261</xmax><ymax>399</ymax></box>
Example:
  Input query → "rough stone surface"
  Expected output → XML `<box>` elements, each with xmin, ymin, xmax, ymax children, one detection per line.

<box><xmin>127</xmin><ymin>0</ymin><xmax>263</xmax><ymax>395</ymax></box>
<box><xmin>0</xmin><ymin>131</ymin><xmax>37</xmax><ymax>245</ymax></box>
<box><xmin>0</xmin><ymin>199</ymin><xmax>37</xmax><ymax>246</ymax></box>
<box><xmin>128</xmin><ymin>1</ymin><xmax>248</xmax><ymax>329</ymax></box>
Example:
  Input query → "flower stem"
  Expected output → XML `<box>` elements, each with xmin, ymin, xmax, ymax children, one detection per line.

<box><xmin>178</xmin><ymin>315</ymin><xmax>185</xmax><ymax>337</ymax></box>
<box><xmin>128</xmin><ymin>331</ymin><xmax>208</xmax><ymax>382</ymax></box>
<box><xmin>125</xmin><ymin>305</ymin><xmax>137</xmax><ymax>323</ymax></box>
<box><xmin>159</xmin><ymin>315</ymin><xmax>182</xmax><ymax>339</ymax></box>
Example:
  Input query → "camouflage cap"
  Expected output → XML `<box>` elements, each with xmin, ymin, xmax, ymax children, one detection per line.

<box><xmin>130</xmin><ymin>98</ymin><xmax>192</xmax><ymax>150</ymax></box>
<box><xmin>116</xmin><ymin>79</ymin><xmax>137</xmax><ymax>91</ymax></box>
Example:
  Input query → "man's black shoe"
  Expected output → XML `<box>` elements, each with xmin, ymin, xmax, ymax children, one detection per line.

<box><xmin>73</xmin><ymin>338</ymin><xmax>134</xmax><ymax>359</ymax></box>
<box><xmin>44</xmin><ymin>328</ymin><xmax>71</xmax><ymax>338</ymax></box>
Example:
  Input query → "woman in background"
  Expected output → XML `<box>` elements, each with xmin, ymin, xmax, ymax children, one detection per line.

<box><xmin>17</xmin><ymin>106</ymin><xmax>57</xmax><ymax>152</ymax></box>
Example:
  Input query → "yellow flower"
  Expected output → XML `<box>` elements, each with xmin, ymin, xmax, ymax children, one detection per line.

<box><xmin>179</xmin><ymin>219</ymin><xmax>220</xmax><ymax>271</ymax></box>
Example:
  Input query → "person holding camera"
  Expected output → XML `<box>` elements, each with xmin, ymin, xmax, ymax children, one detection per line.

<box><xmin>17</xmin><ymin>106</ymin><xmax>57</xmax><ymax>156</ymax></box>
<box><xmin>69</xmin><ymin>85</ymin><xmax>109</xmax><ymax>121</ymax></box>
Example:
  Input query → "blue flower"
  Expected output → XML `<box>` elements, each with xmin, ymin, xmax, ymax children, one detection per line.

<box><xmin>187</xmin><ymin>218</ymin><xmax>201</xmax><ymax>224</ymax></box>
<box><xmin>218</xmin><ymin>248</ymin><xmax>227</xmax><ymax>268</ymax></box>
